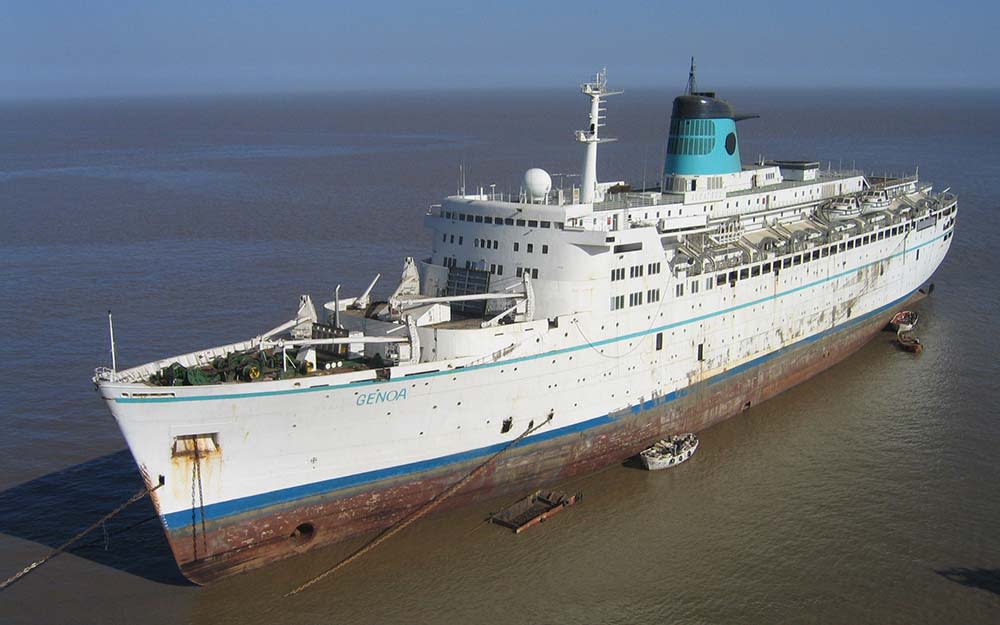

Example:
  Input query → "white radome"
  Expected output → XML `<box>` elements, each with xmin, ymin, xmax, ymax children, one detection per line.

<box><xmin>523</xmin><ymin>168</ymin><xmax>552</xmax><ymax>202</ymax></box>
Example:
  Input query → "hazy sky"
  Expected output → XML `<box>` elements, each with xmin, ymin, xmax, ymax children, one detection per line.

<box><xmin>2</xmin><ymin>0</ymin><xmax>994</xmax><ymax>98</ymax></box>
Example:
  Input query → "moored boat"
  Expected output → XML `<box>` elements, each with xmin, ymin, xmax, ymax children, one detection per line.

<box><xmin>897</xmin><ymin>330</ymin><xmax>923</xmax><ymax>353</ymax></box>
<box><xmin>638</xmin><ymin>434</ymin><xmax>699</xmax><ymax>470</ymax></box>
<box><xmin>90</xmin><ymin>61</ymin><xmax>957</xmax><ymax>584</ymax></box>
<box><xmin>890</xmin><ymin>310</ymin><xmax>919</xmax><ymax>332</ymax></box>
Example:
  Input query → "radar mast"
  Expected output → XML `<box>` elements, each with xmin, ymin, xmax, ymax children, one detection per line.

<box><xmin>575</xmin><ymin>68</ymin><xmax>622</xmax><ymax>204</ymax></box>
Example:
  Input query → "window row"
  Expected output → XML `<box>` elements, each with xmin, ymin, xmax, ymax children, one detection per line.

<box><xmin>513</xmin><ymin>242</ymin><xmax>549</xmax><ymax>254</ymax></box>
<box><xmin>443</xmin><ymin>211</ymin><xmax>564</xmax><ymax>230</ymax></box>
<box><xmin>704</xmin><ymin>221</ymin><xmax>915</xmax><ymax>291</ymax></box>
<box><xmin>611</xmin><ymin>289</ymin><xmax>661</xmax><ymax>311</ymax></box>
<box><xmin>516</xmin><ymin>267</ymin><xmax>539</xmax><ymax>279</ymax></box>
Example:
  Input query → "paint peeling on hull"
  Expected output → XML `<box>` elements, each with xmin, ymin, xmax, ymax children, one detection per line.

<box><xmin>158</xmin><ymin>293</ymin><xmax>924</xmax><ymax>585</ymax></box>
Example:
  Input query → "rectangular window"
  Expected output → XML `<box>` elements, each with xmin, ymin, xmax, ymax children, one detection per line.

<box><xmin>821</xmin><ymin>247</ymin><xmax>829</xmax><ymax>257</ymax></box>
<box><xmin>516</xmin><ymin>219</ymin><xmax>526</xmax><ymax>226</ymax></box>
<box><xmin>450</xmin><ymin>235</ymin><xmax>455</xmax><ymax>243</ymax></box>
<box><xmin>706</xmin><ymin>277</ymin><xmax>713</xmax><ymax>290</ymax></box>
<box><xmin>528</xmin><ymin>220</ymin><xmax>538</xmax><ymax>227</ymax></box>
<box><xmin>763</xmin><ymin>262</ymin><xmax>771</xmax><ymax>273</ymax></box>
<box><xmin>516</xmin><ymin>267</ymin><xmax>523</xmax><ymax>277</ymax></box>
<box><xmin>839</xmin><ymin>243</ymin><xmax>846</xmax><ymax>252</ymax></box>
<box><xmin>655</xmin><ymin>333</ymin><xmax>663</xmax><ymax>351</ymax></box>
<box><xmin>459</xmin><ymin>214</ymin><xmax>467</xmax><ymax>221</ymax></box>
<box><xmin>676</xmin><ymin>284</ymin><xmax>684</xmax><ymax>297</ymax></box>
<box><xmin>812</xmin><ymin>250</ymin><xmax>820</xmax><ymax>260</ymax></box>
<box><xmin>697</xmin><ymin>343</ymin><xmax>704</xmax><ymax>361</ymax></box>
<box><xmin>497</xmin><ymin>265</ymin><xmax>503</xmax><ymax>276</ymax></box>
<box><xmin>613</xmin><ymin>242</ymin><xmax>643</xmax><ymax>253</ymax></box>
<box><xmin>783</xmin><ymin>258</ymin><xmax>792</xmax><ymax>268</ymax></box>
<box><xmin>458</xmin><ymin>236</ymin><xmax>463</xmax><ymax>245</ymax></box>
<box><xmin>475</xmin><ymin>215</ymin><xmax>483</xmax><ymax>223</ymax></box>
<box><xmin>542</xmin><ymin>244</ymin><xmax>549</xmax><ymax>254</ymax></box>
<box><xmin>740</xmin><ymin>268</ymin><xmax>749</xmax><ymax>279</ymax></box>
<box><xmin>442</xmin><ymin>233</ymin><xmax>447</xmax><ymax>242</ymax></box>
<box><xmin>531</xmin><ymin>268</ymin><xmax>538</xmax><ymax>279</ymax></box>
<box><xmin>793</xmin><ymin>255</ymin><xmax>802</xmax><ymax>265</ymax></box>
<box><xmin>527</xmin><ymin>243</ymin><xmax>534</xmax><ymax>253</ymax></box>
<box><xmin>514</xmin><ymin>242</ymin><xmax>519</xmax><ymax>252</ymax></box>
<box><xmin>540</xmin><ymin>221</ymin><xmax>551</xmax><ymax>228</ymax></box>
<box><xmin>751</xmin><ymin>265</ymin><xmax>761</xmax><ymax>277</ymax></box>
<box><xmin>729</xmin><ymin>270</ymin><xmax>738</xmax><ymax>283</ymax></box>
<box><xmin>717</xmin><ymin>274</ymin><xmax>726</xmax><ymax>286</ymax></box>
<box><xmin>505</xmin><ymin>218</ymin><xmax>514</xmax><ymax>225</ymax></box>
<box><xmin>484</xmin><ymin>216</ymin><xmax>493</xmax><ymax>224</ymax></box>
<box><xmin>691</xmin><ymin>280</ymin><xmax>699</xmax><ymax>294</ymax></box>
<box><xmin>848</xmin><ymin>240</ymin><xmax>855</xmax><ymax>249</ymax></box>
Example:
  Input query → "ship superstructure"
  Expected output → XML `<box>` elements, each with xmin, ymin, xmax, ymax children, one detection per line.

<box><xmin>94</xmin><ymin>64</ymin><xmax>957</xmax><ymax>583</ymax></box>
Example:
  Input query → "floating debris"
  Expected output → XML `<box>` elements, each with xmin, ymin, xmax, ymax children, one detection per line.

<box><xmin>489</xmin><ymin>491</ymin><xmax>581</xmax><ymax>533</ymax></box>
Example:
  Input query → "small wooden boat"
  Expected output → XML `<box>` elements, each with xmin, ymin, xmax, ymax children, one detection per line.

<box><xmin>638</xmin><ymin>434</ymin><xmax>698</xmax><ymax>470</ymax></box>
<box><xmin>897</xmin><ymin>330</ymin><xmax>922</xmax><ymax>353</ymax></box>
<box><xmin>889</xmin><ymin>310</ymin><xmax>919</xmax><ymax>332</ymax></box>
<box><xmin>489</xmin><ymin>490</ymin><xmax>581</xmax><ymax>533</ymax></box>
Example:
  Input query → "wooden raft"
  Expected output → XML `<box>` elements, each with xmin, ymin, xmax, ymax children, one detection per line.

<box><xmin>489</xmin><ymin>490</ymin><xmax>582</xmax><ymax>534</ymax></box>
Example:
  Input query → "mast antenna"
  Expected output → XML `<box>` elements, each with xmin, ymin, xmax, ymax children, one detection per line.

<box><xmin>107</xmin><ymin>310</ymin><xmax>117</xmax><ymax>382</ymax></box>
<box><xmin>686</xmin><ymin>56</ymin><xmax>697</xmax><ymax>95</ymax></box>
<box><xmin>575</xmin><ymin>68</ymin><xmax>622</xmax><ymax>204</ymax></box>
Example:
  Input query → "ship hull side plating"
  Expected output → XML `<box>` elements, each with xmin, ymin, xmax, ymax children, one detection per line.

<box><xmin>166</xmin><ymin>290</ymin><xmax>923</xmax><ymax>584</ymax></box>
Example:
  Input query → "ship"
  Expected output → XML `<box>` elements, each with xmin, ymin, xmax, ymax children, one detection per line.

<box><xmin>92</xmin><ymin>62</ymin><xmax>957</xmax><ymax>584</ymax></box>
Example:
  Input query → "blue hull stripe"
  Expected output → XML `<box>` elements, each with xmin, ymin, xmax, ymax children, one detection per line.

<box><xmin>162</xmin><ymin>285</ymin><xmax>923</xmax><ymax>531</ymax></box>
<box><xmin>120</xmin><ymin>230</ymin><xmax>947</xmax><ymax>406</ymax></box>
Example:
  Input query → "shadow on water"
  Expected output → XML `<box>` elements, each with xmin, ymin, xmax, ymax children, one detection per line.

<box><xmin>937</xmin><ymin>568</ymin><xmax>1000</xmax><ymax>596</ymax></box>
<box><xmin>0</xmin><ymin>450</ymin><xmax>190</xmax><ymax>586</ymax></box>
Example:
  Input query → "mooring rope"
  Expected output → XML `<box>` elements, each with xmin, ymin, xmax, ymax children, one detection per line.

<box><xmin>0</xmin><ymin>483</ymin><xmax>162</xmax><ymax>591</ymax></box>
<box><xmin>283</xmin><ymin>415</ymin><xmax>552</xmax><ymax>597</ymax></box>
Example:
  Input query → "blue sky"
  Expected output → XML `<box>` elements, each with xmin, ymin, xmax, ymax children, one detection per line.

<box><xmin>1</xmin><ymin>0</ymin><xmax>994</xmax><ymax>98</ymax></box>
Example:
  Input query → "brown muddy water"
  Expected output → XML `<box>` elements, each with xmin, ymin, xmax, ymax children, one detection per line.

<box><xmin>1</xmin><ymin>88</ymin><xmax>998</xmax><ymax>624</ymax></box>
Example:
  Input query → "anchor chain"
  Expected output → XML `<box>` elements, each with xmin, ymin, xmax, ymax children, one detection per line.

<box><xmin>284</xmin><ymin>415</ymin><xmax>552</xmax><ymax>597</ymax></box>
<box><xmin>0</xmin><ymin>483</ymin><xmax>161</xmax><ymax>591</ymax></box>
